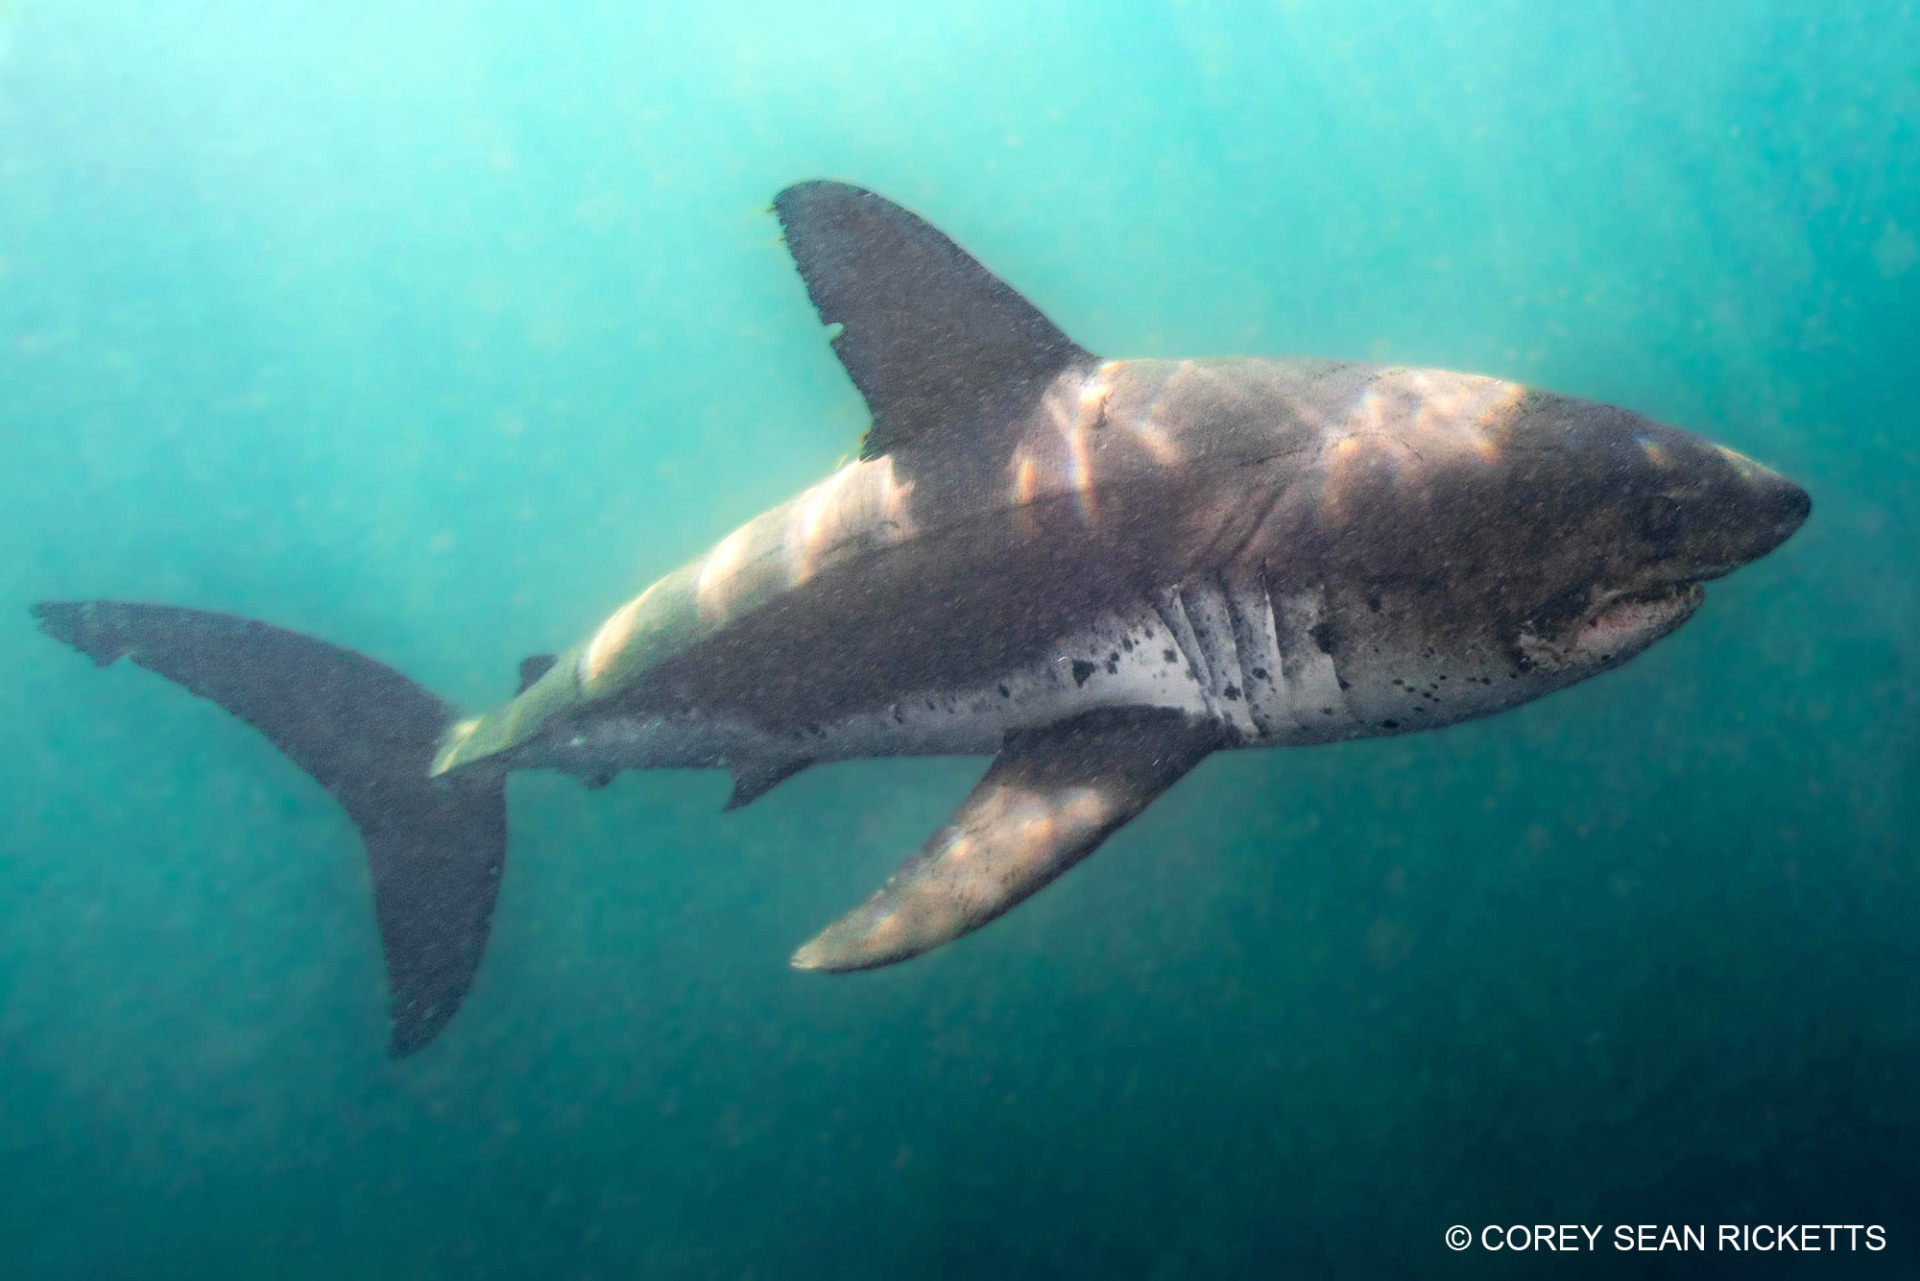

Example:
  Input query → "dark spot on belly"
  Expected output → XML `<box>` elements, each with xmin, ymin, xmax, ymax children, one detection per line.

<box><xmin>1163</xmin><ymin>649</ymin><xmax>1179</xmax><ymax>664</ymax></box>
<box><xmin>1381</xmin><ymin>719</ymin><xmax>1400</xmax><ymax>729</ymax></box>
<box><xmin>1223</xmin><ymin>684</ymin><xmax>1241</xmax><ymax>701</ymax></box>
<box><xmin>1106</xmin><ymin>658</ymin><xmax>1120</xmax><ymax>675</ymax></box>
<box><xmin>1367</xmin><ymin>595</ymin><xmax>1382</xmax><ymax>613</ymax></box>
<box><xmin>998</xmin><ymin>683</ymin><xmax>1011</xmax><ymax>698</ymax></box>
<box><xmin>1251</xmin><ymin>667</ymin><xmax>1269</xmax><ymax>682</ymax></box>
<box><xmin>1320</xmin><ymin>706</ymin><xmax>1334</xmax><ymax>715</ymax></box>
<box><xmin>1121</xmin><ymin>636</ymin><xmax>1134</xmax><ymax>652</ymax></box>
<box><xmin>1308</xmin><ymin>620</ymin><xmax>1339</xmax><ymax>655</ymax></box>
<box><xmin>1108</xmin><ymin>650</ymin><xmax>1120</xmax><ymax>663</ymax></box>
<box><xmin>926</xmin><ymin>699</ymin><xmax>937</xmax><ymax>710</ymax></box>
<box><xmin>1338</xmin><ymin>677</ymin><xmax>1352</xmax><ymax>690</ymax></box>
<box><xmin>807</xmin><ymin>723</ymin><xmax>825</xmax><ymax>738</ymax></box>
<box><xmin>1072</xmin><ymin>659</ymin><xmax>1097</xmax><ymax>687</ymax></box>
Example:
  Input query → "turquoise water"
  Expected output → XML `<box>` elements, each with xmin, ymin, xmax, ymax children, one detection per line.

<box><xmin>4</xmin><ymin>0</ymin><xmax>1916</xmax><ymax>1275</ymax></box>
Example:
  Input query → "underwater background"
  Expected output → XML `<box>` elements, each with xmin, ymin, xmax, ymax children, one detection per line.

<box><xmin>3</xmin><ymin>0</ymin><xmax>1917</xmax><ymax>1275</ymax></box>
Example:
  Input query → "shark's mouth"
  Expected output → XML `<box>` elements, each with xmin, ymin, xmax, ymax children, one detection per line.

<box><xmin>1573</xmin><ymin>581</ymin><xmax>1705</xmax><ymax>657</ymax></box>
<box><xmin>1520</xmin><ymin>581</ymin><xmax>1705</xmax><ymax>674</ymax></box>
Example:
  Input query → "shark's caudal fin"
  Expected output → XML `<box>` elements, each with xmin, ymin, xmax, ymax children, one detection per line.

<box><xmin>31</xmin><ymin>601</ymin><xmax>504</xmax><ymax>1057</ymax></box>
<box><xmin>773</xmin><ymin>180</ymin><xmax>1095</xmax><ymax>461</ymax></box>
<box><xmin>791</xmin><ymin>709</ymin><xmax>1222</xmax><ymax>972</ymax></box>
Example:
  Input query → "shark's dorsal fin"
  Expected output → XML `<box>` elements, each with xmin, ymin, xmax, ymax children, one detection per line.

<box><xmin>773</xmin><ymin>181</ymin><xmax>1095</xmax><ymax>460</ymax></box>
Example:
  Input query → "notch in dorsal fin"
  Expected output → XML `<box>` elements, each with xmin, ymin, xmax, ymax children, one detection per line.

<box><xmin>516</xmin><ymin>654</ymin><xmax>557</xmax><ymax>695</ymax></box>
<box><xmin>773</xmin><ymin>181</ymin><xmax>1095</xmax><ymax>460</ymax></box>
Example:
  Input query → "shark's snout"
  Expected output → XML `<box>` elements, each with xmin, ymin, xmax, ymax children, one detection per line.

<box><xmin>1730</xmin><ymin>467</ymin><xmax>1811</xmax><ymax>567</ymax></box>
<box><xmin>1655</xmin><ymin>445</ymin><xmax>1812</xmax><ymax>582</ymax></box>
<box><xmin>1760</xmin><ymin>473</ymin><xmax>1812</xmax><ymax>546</ymax></box>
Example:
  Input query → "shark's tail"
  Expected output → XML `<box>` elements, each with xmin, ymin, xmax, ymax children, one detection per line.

<box><xmin>31</xmin><ymin>600</ymin><xmax>505</xmax><ymax>1057</ymax></box>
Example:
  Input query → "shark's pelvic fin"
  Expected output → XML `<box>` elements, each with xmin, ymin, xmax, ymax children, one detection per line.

<box><xmin>790</xmin><ymin>708</ymin><xmax>1221</xmax><ymax>972</ymax></box>
<box><xmin>32</xmin><ymin>601</ymin><xmax>505</xmax><ymax>1057</ymax></box>
<box><xmin>724</xmin><ymin>757</ymin><xmax>814</xmax><ymax>813</ymax></box>
<box><xmin>772</xmin><ymin>180</ymin><xmax>1095</xmax><ymax>460</ymax></box>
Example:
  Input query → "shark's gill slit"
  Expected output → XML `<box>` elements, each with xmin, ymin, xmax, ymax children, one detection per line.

<box><xmin>1153</xmin><ymin>587</ymin><xmax>1214</xmax><ymax>707</ymax></box>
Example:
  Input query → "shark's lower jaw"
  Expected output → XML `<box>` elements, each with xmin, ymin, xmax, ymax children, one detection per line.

<box><xmin>1572</xmin><ymin>581</ymin><xmax>1705</xmax><ymax>660</ymax></box>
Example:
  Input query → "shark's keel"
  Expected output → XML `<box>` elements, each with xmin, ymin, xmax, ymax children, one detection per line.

<box><xmin>791</xmin><ymin>708</ymin><xmax>1223</xmax><ymax>972</ymax></box>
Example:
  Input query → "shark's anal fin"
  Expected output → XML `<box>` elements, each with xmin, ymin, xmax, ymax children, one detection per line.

<box><xmin>790</xmin><ymin>709</ymin><xmax>1221</xmax><ymax>972</ymax></box>
<box><xmin>772</xmin><ymin>180</ymin><xmax>1095</xmax><ymax>460</ymax></box>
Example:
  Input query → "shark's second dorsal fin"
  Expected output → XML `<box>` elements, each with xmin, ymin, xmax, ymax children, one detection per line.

<box><xmin>773</xmin><ymin>181</ymin><xmax>1095</xmax><ymax>460</ymax></box>
<box><xmin>516</xmin><ymin>654</ymin><xmax>557</xmax><ymax>695</ymax></box>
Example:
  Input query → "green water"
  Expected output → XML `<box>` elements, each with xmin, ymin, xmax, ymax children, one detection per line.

<box><xmin>4</xmin><ymin>1</ymin><xmax>1916</xmax><ymax>1275</ymax></box>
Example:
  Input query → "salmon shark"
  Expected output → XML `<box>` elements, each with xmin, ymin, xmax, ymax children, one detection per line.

<box><xmin>33</xmin><ymin>181</ymin><xmax>1811</xmax><ymax>1056</ymax></box>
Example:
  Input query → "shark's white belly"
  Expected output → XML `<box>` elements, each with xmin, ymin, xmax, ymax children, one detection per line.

<box><xmin>533</xmin><ymin>574</ymin><xmax>1516</xmax><ymax>786</ymax></box>
<box><xmin>832</xmin><ymin>576</ymin><xmax>1378</xmax><ymax>759</ymax></box>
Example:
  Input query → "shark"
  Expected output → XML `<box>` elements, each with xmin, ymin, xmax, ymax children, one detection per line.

<box><xmin>33</xmin><ymin>181</ymin><xmax>1811</xmax><ymax>1056</ymax></box>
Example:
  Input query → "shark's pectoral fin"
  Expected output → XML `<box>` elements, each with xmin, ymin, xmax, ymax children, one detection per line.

<box><xmin>772</xmin><ymin>180</ymin><xmax>1095</xmax><ymax>461</ymax></box>
<box><xmin>791</xmin><ymin>708</ymin><xmax>1221</xmax><ymax>973</ymax></box>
